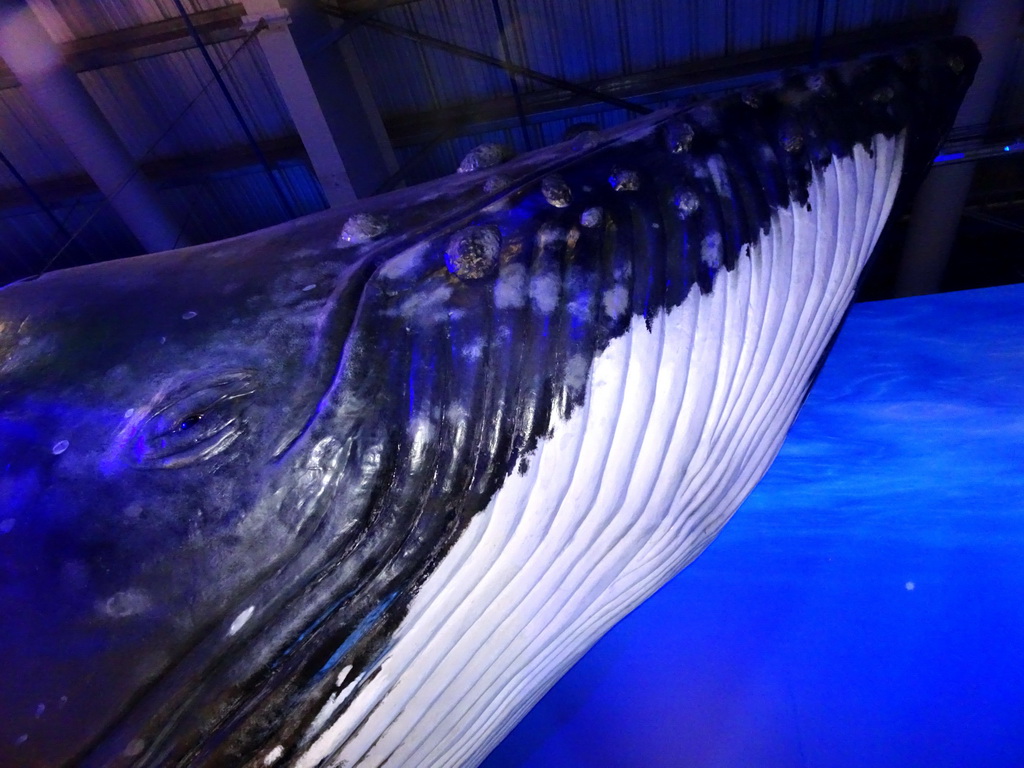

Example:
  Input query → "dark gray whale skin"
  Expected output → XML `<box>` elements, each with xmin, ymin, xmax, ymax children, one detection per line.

<box><xmin>0</xmin><ymin>39</ymin><xmax>976</xmax><ymax>767</ymax></box>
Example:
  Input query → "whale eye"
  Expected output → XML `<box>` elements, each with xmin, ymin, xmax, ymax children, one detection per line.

<box><xmin>132</xmin><ymin>373</ymin><xmax>257</xmax><ymax>469</ymax></box>
<box><xmin>178</xmin><ymin>413</ymin><xmax>203</xmax><ymax>432</ymax></box>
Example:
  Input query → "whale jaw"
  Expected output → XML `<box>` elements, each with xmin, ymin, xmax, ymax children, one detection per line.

<box><xmin>294</xmin><ymin>133</ymin><xmax>905</xmax><ymax>768</ymax></box>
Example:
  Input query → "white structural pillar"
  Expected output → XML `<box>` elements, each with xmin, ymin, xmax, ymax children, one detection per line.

<box><xmin>0</xmin><ymin>3</ymin><xmax>183</xmax><ymax>253</ymax></box>
<box><xmin>242</xmin><ymin>0</ymin><xmax>397</xmax><ymax>206</ymax></box>
<box><xmin>895</xmin><ymin>0</ymin><xmax>1023</xmax><ymax>296</ymax></box>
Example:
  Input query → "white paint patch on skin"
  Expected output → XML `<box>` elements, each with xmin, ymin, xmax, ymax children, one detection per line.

<box><xmin>494</xmin><ymin>264</ymin><xmax>528</xmax><ymax>310</ymax></box>
<box><xmin>263</xmin><ymin>745</ymin><xmax>285</xmax><ymax>765</ymax></box>
<box><xmin>310</xmin><ymin>692</ymin><xmax>345</xmax><ymax>735</ymax></box>
<box><xmin>302</xmin><ymin>283</ymin><xmax>317</xmax><ymax>292</ymax></box>
<box><xmin>101</xmin><ymin>589</ymin><xmax>151</xmax><ymax>618</ymax></box>
<box><xmin>34</xmin><ymin>703</ymin><xmax>44</xmax><ymax>718</ymax></box>
<box><xmin>396</xmin><ymin>283</ymin><xmax>453</xmax><ymax>323</ymax></box>
<box><xmin>0</xmin><ymin>518</ymin><xmax>15</xmax><ymax>534</ymax></box>
<box><xmin>380</xmin><ymin>242</ymin><xmax>432</xmax><ymax>279</ymax></box>
<box><xmin>229</xmin><ymin>606</ymin><xmax>255</xmax><ymax>636</ymax></box>
<box><xmin>565</xmin><ymin>354</ymin><xmax>589</xmax><ymax>393</ymax></box>
<box><xmin>295</xmin><ymin>133</ymin><xmax>906</xmax><ymax>768</ymax></box>
<box><xmin>445</xmin><ymin>403</ymin><xmax>470</xmax><ymax>432</ymax></box>
<box><xmin>51</xmin><ymin>439</ymin><xmax>69</xmax><ymax>455</ymax></box>
<box><xmin>407</xmin><ymin>415</ymin><xmax>436</xmax><ymax>465</ymax></box>
<box><xmin>124</xmin><ymin>739</ymin><xmax>146</xmax><ymax>757</ymax></box>
<box><xmin>566</xmin><ymin>292</ymin><xmax>594</xmax><ymax>321</ymax></box>
<box><xmin>309</xmin><ymin>671</ymin><xmax>362</xmax><ymax>740</ymax></box>
<box><xmin>123</xmin><ymin>408</ymin><xmax>135</xmax><ymax>419</ymax></box>
<box><xmin>707</xmin><ymin>154</ymin><xmax>733</xmax><ymax>199</ymax></box>
<box><xmin>14</xmin><ymin>734</ymin><xmax>27</xmax><ymax>746</ymax></box>
<box><xmin>535</xmin><ymin>225</ymin><xmax>567</xmax><ymax>250</ymax></box>
<box><xmin>336</xmin><ymin>664</ymin><xmax>353</xmax><ymax>688</ymax></box>
<box><xmin>182</xmin><ymin>311</ymin><xmax>197</xmax><ymax>320</ymax></box>
<box><xmin>602</xmin><ymin>286</ymin><xmax>630</xmax><ymax>320</ymax></box>
<box><xmin>529</xmin><ymin>273</ymin><xmax>561</xmax><ymax>314</ymax></box>
<box><xmin>461</xmin><ymin>338</ymin><xmax>485</xmax><ymax>361</ymax></box>
<box><xmin>701</xmin><ymin>232</ymin><xmax>723</xmax><ymax>269</ymax></box>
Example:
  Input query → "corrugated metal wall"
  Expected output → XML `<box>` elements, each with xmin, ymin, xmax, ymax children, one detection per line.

<box><xmin>343</xmin><ymin>0</ymin><xmax>958</xmax><ymax>116</ymax></box>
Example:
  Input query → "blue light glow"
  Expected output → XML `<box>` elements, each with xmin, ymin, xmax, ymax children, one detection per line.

<box><xmin>484</xmin><ymin>283</ymin><xmax>1024</xmax><ymax>768</ymax></box>
<box><xmin>315</xmin><ymin>593</ymin><xmax>397</xmax><ymax>679</ymax></box>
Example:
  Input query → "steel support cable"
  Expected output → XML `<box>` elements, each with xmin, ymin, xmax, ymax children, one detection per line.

<box><xmin>35</xmin><ymin>21</ymin><xmax>267</xmax><ymax>277</ymax></box>
<box><xmin>489</xmin><ymin>0</ymin><xmax>533</xmax><ymax>151</ymax></box>
<box><xmin>321</xmin><ymin>7</ymin><xmax>652</xmax><ymax>116</ymax></box>
<box><xmin>373</xmin><ymin>129</ymin><xmax>452</xmax><ymax>194</ymax></box>
<box><xmin>304</xmin><ymin>0</ymin><xmax>396</xmax><ymax>61</ymax></box>
<box><xmin>0</xmin><ymin>146</ymin><xmax>88</xmax><ymax>269</ymax></box>
<box><xmin>171</xmin><ymin>0</ymin><xmax>297</xmax><ymax>219</ymax></box>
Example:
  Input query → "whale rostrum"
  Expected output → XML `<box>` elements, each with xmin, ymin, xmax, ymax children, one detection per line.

<box><xmin>0</xmin><ymin>38</ymin><xmax>978</xmax><ymax>768</ymax></box>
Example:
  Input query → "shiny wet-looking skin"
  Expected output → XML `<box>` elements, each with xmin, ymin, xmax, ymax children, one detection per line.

<box><xmin>1</xmin><ymin>39</ymin><xmax>977</xmax><ymax>768</ymax></box>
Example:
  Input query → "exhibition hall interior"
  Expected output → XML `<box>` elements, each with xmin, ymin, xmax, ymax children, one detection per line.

<box><xmin>0</xmin><ymin>2</ymin><xmax>1022</xmax><ymax>767</ymax></box>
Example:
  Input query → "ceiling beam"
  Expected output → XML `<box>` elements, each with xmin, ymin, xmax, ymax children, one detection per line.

<box><xmin>0</xmin><ymin>3</ymin><xmax>184</xmax><ymax>252</ymax></box>
<box><xmin>0</xmin><ymin>4</ymin><xmax>248</xmax><ymax>90</ymax></box>
<box><xmin>242</xmin><ymin>0</ymin><xmax>356</xmax><ymax>206</ymax></box>
<box><xmin>323</xmin><ymin>8</ymin><xmax>652</xmax><ymax>118</ymax></box>
<box><xmin>319</xmin><ymin>0</ymin><xmax>422</xmax><ymax>12</ymax></box>
<box><xmin>382</xmin><ymin>13</ymin><xmax>956</xmax><ymax>148</ymax></box>
<box><xmin>0</xmin><ymin>136</ymin><xmax>307</xmax><ymax>212</ymax></box>
<box><xmin>241</xmin><ymin>0</ymin><xmax>400</xmax><ymax>205</ymax></box>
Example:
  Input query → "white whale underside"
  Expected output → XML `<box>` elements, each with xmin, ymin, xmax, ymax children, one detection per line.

<box><xmin>290</xmin><ymin>133</ymin><xmax>905</xmax><ymax>768</ymax></box>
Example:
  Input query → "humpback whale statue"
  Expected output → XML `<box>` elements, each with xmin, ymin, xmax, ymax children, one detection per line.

<box><xmin>0</xmin><ymin>38</ymin><xmax>977</xmax><ymax>767</ymax></box>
